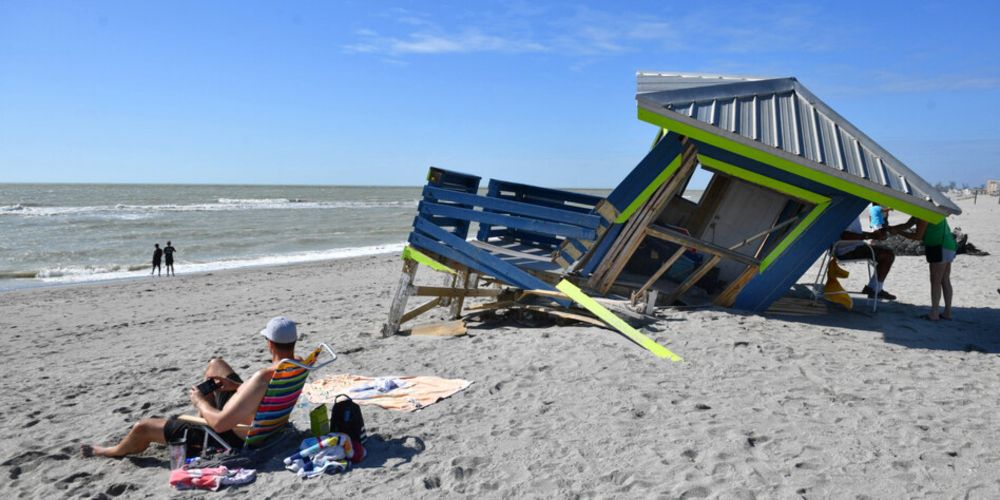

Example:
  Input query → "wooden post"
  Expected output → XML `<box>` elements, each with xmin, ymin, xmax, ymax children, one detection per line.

<box><xmin>439</xmin><ymin>272</ymin><xmax>454</xmax><ymax>307</ymax></box>
<box><xmin>382</xmin><ymin>259</ymin><xmax>418</xmax><ymax>337</ymax></box>
<box><xmin>645</xmin><ymin>289</ymin><xmax>659</xmax><ymax>315</ymax></box>
<box><xmin>449</xmin><ymin>270</ymin><xmax>473</xmax><ymax>319</ymax></box>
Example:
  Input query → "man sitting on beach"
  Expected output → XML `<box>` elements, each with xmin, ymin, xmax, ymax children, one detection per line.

<box><xmin>836</xmin><ymin>216</ymin><xmax>897</xmax><ymax>300</ymax></box>
<box><xmin>81</xmin><ymin>316</ymin><xmax>299</xmax><ymax>458</ymax></box>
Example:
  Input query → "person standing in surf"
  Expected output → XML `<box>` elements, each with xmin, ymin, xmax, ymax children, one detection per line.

<box><xmin>151</xmin><ymin>243</ymin><xmax>162</xmax><ymax>277</ymax></box>
<box><xmin>164</xmin><ymin>241</ymin><xmax>177</xmax><ymax>276</ymax></box>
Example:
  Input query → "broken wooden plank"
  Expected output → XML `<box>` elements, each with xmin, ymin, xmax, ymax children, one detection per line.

<box><xmin>556</xmin><ymin>280</ymin><xmax>682</xmax><ymax>361</ymax></box>
<box><xmin>406</xmin><ymin>320</ymin><xmax>468</xmax><ymax>337</ymax></box>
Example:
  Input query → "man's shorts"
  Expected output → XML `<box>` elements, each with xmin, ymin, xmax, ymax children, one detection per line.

<box><xmin>163</xmin><ymin>372</ymin><xmax>244</xmax><ymax>451</ymax></box>
<box><xmin>837</xmin><ymin>244</ymin><xmax>876</xmax><ymax>261</ymax></box>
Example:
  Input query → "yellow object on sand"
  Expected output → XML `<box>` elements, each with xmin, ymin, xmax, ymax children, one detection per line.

<box><xmin>555</xmin><ymin>280</ymin><xmax>682</xmax><ymax>362</ymax></box>
<box><xmin>823</xmin><ymin>258</ymin><xmax>853</xmax><ymax>310</ymax></box>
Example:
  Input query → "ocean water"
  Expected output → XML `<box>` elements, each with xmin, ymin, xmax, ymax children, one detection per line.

<box><xmin>0</xmin><ymin>183</ymin><xmax>618</xmax><ymax>291</ymax></box>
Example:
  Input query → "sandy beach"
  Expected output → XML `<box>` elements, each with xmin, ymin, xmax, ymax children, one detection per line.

<box><xmin>1</xmin><ymin>197</ymin><xmax>998</xmax><ymax>498</ymax></box>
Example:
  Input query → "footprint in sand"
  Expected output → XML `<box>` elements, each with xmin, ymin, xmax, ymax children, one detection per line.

<box><xmin>105</xmin><ymin>482</ymin><xmax>138</xmax><ymax>497</ymax></box>
<box><xmin>57</xmin><ymin>472</ymin><xmax>96</xmax><ymax>489</ymax></box>
<box><xmin>422</xmin><ymin>475</ymin><xmax>442</xmax><ymax>489</ymax></box>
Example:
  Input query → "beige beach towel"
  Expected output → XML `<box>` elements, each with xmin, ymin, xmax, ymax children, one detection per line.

<box><xmin>303</xmin><ymin>374</ymin><xmax>472</xmax><ymax>412</ymax></box>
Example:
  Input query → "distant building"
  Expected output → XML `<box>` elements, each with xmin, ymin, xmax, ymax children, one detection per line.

<box><xmin>988</xmin><ymin>179</ymin><xmax>1000</xmax><ymax>196</ymax></box>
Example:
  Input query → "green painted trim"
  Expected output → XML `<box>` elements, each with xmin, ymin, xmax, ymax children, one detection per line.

<box><xmin>759</xmin><ymin>201</ymin><xmax>829</xmax><ymax>271</ymax></box>
<box><xmin>615</xmin><ymin>153</ymin><xmax>683</xmax><ymax>223</ymax></box>
<box><xmin>637</xmin><ymin>108</ymin><xmax>946</xmax><ymax>223</ymax></box>
<box><xmin>650</xmin><ymin>128</ymin><xmax>667</xmax><ymax>150</ymax></box>
<box><xmin>698</xmin><ymin>155</ymin><xmax>830</xmax><ymax>205</ymax></box>
<box><xmin>555</xmin><ymin>280</ymin><xmax>682</xmax><ymax>362</ymax></box>
<box><xmin>402</xmin><ymin>246</ymin><xmax>456</xmax><ymax>275</ymax></box>
<box><xmin>695</xmin><ymin>154</ymin><xmax>830</xmax><ymax>273</ymax></box>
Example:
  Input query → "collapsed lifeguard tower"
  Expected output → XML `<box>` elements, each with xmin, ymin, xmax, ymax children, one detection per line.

<box><xmin>383</xmin><ymin>72</ymin><xmax>960</xmax><ymax>357</ymax></box>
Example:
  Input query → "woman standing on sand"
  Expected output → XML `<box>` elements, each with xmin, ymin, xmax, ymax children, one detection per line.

<box><xmin>891</xmin><ymin>217</ymin><xmax>956</xmax><ymax>321</ymax></box>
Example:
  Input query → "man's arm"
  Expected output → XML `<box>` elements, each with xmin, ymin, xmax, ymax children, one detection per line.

<box><xmin>189</xmin><ymin>368</ymin><xmax>274</xmax><ymax>432</ymax></box>
<box><xmin>890</xmin><ymin>217</ymin><xmax>927</xmax><ymax>241</ymax></box>
<box><xmin>840</xmin><ymin>228</ymin><xmax>886</xmax><ymax>241</ymax></box>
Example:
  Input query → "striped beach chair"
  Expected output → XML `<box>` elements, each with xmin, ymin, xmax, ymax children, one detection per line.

<box><xmin>179</xmin><ymin>343</ymin><xmax>337</xmax><ymax>454</ymax></box>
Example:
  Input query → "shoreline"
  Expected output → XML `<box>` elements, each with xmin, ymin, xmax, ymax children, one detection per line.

<box><xmin>0</xmin><ymin>242</ymin><xmax>407</xmax><ymax>294</ymax></box>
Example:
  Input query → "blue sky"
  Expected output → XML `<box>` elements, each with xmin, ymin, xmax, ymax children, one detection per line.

<box><xmin>1</xmin><ymin>1</ymin><xmax>998</xmax><ymax>188</ymax></box>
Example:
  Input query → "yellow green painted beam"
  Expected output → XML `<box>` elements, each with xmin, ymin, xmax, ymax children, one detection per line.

<box><xmin>759</xmin><ymin>201</ymin><xmax>829</xmax><ymax>271</ymax></box>
<box><xmin>696</xmin><ymin>155</ymin><xmax>830</xmax><ymax>272</ymax></box>
<box><xmin>637</xmin><ymin>107</ymin><xmax>945</xmax><ymax>223</ymax></box>
<box><xmin>555</xmin><ymin>280</ymin><xmax>683</xmax><ymax>362</ymax></box>
<box><xmin>698</xmin><ymin>155</ymin><xmax>829</xmax><ymax>205</ymax></box>
<box><xmin>615</xmin><ymin>153</ymin><xmax>683</xmax><ymax>223</ymax></box>
<box><xmin>402</xmin><ymin>246</ymin><xmax>456</xmax><ymax>275</ymax></box>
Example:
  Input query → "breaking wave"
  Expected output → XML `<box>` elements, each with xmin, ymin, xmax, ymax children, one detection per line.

<box><xmin>0</xmin><ymin>198</ymin><xmax>418</xmax><ymax>217</ymax></box>
<box><xmin>0</xmin><ymin>243</ymin><xmax>405</xmax><ymax>287</ymax></box>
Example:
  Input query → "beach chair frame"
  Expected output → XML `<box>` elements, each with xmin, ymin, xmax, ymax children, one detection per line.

<box><xmin>176</xmin><ymin>342</ymin><xmax>337</xmax><ymax>455</ymax></box>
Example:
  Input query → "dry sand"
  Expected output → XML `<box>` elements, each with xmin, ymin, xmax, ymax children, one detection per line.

<box><xmin>1</xmin><ymin>197</ymin><xmax>998</xmax><ymax>498</ymax></box>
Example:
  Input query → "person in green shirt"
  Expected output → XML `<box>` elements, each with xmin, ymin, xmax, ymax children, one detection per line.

<box><xmin>891</xmin><ymin>217</ymin><xmax>956</xmax><ymax>321</ymax></box>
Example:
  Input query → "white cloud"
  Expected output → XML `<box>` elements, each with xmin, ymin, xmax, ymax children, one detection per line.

<box><xmin>343</xmin><ymin>5</ymin><xmax>837</xmax><ymax>59</ymax></box>
<box><xmin>345</xmin><ymin>29</ymin><xmax>545</xmax><ymax>55</ymax></box>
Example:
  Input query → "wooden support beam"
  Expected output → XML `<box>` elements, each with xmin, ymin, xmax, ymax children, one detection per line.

<box><xmin>588</xmin><ymin>139</ymin><xmax>699</xmax><ymax>294</ymax></box>
<box><xmin>400</xmin><ymin>297</ymin><xmax>443</xmax><ymax>325</ymax></box>
<box><xmin>463</xmin><ymin>300</ymin><xmax>518</xmax><ymax>312</ymax></box>
<box><xmin>726</xmin><ymin>216</ymin><xmax>800</xmax><ymax>251</ymax></box>
<box><xmin>410</xmin><ymin>286</ymin><xmax>501</xmax><ymax>298</ymax></box>
<box><xmin>715</xmin><ymin>265</ymin><xmax>758</xmax><ymax>307</ymax></box>
<box><xmin>382</xmin><ymin>259</ymin><xmax>418</xmax><ymax>337</ymax></box>
<box><xmin>663</xmin><ymin>254</ymin><xmax>721</xmax><ymax>305</ymax></box>
<box><xmin>519</xmin><ymin>289</ymin><xmax>651</xmax><ymax>323</ymax></box>
<box><xmin>645</xmin><ymin>225</ymin><xmax>759</xmax><ymax>266</ymax></box>
<box><xmin>594</xmin><ymin>200</ymin><xmax>619</xmax><ymax>222</ymax></box>
<box><xmin>563</xmin><ymin>243</ymin><xmax>583</xmax><ymax>259</ymax></box>
<box><xmin>633</xmin><ymin>246</ymin><xmax>686</xmax><ymax>299</ymax></box>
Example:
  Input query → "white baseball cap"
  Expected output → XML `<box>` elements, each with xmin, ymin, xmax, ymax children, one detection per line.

<box><xmin>260</xmin><ymin>316</ymin><xmax>297</xmax><ymax>343</ymax></box>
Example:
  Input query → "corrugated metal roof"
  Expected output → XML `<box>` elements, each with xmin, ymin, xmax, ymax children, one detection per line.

<box><xmin>635</xmin><ymin>72</ymin><xmax>960</xmax><ymax>216</ymax></box>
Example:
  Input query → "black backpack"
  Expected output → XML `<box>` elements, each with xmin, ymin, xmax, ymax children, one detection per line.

<box><xmin>330</xmin><ymin>394</ymin><xmax>367</xmax><ymax>443</ymax></box>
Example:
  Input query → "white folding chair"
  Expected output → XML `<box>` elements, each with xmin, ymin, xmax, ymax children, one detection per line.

<box><xmin>810</xmin><ymin>241</ymin><xmax>880</xmax><ymax>312</ymax></box>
